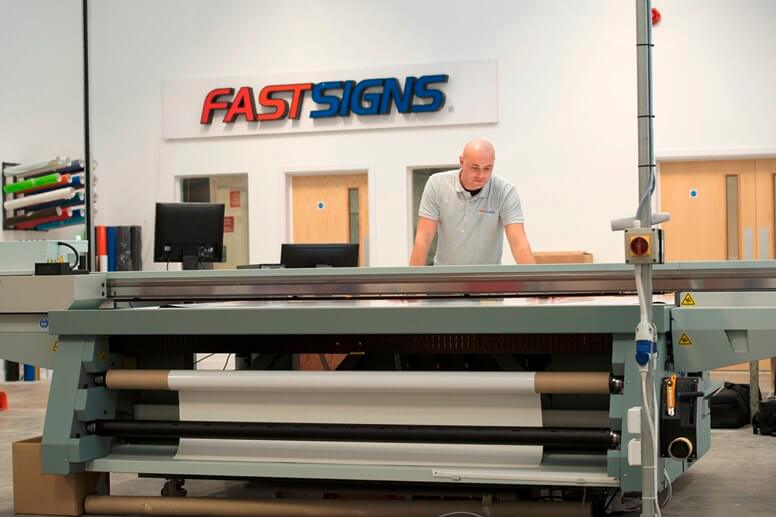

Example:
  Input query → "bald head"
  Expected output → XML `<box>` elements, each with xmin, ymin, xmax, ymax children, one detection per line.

<box><xmin>461</xmin><ymin>138</ymin><xmax>495</xmax><ymax>161</ymax></box>
<box><xmin>458</xmin><ymin>139</ymin><xmax>495</xmax><ymax>191</ymax></box>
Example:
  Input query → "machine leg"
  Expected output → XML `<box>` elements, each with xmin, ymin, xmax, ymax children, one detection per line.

<box><xmin>749</xmin><ymin>360</ymin><xmax>760</xmax><ymax>431</ymax></box>
<box><xmin>161</xmin><ymin>478</ymin><xmax>187</xmax><ymax>497</ymax></box>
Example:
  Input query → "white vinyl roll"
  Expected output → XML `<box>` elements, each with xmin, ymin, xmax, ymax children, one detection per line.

<box><xmin>168</xmin><ymin>370</ymin><xmax>537</xmax><ymax>394</ymax></box>
<box><xmin>178</xmin><ymin>391</ymin><xmax>539</xmax><ymax>426</ymax></box>
<box><xmin>3</xmin><ymin>187</ymin><xmax>74</xmax><ymax>210</ymax></box>
<box><xmin>173</xmin><ymin>371</ymin><xmax>543</xmax><ymax>468</ymax></box>
<box><xmin>3</xmin><ymin>157</ymin><xmax>69</xmax><ymax>178</ymax></box>
<box><xmin>175</xmin><ymin>440</ymin><xmax>540</xmax><ymax>469</ymax></box>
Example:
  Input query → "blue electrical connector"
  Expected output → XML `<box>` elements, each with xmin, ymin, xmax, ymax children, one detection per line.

<box><xmin>635</xmin><ymin>321</ymin><xmax>656</xmax><ymax>367</ymax></box>
<box><xmin>635</xmin><ymin>340</ymin><xmax>656</xmax><ymax>367</ymax></box>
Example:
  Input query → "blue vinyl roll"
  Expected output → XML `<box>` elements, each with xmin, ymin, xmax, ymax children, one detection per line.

<box><xmin>35</xmin><ymin>215</ymin><xmax>86</xmax><ymax>230</ymax></box>
<box><xmin>56</xmin><ymin>159</ymin><xmax>85</xmax><ymax>174</ymax></box>
<box><xmin>23</xmin><ymin>364</ymin><xmax>35</xmax><ymax>381</ymax></box>
<box><xmin>107</xmin><ymin>226</ymin><xmax>117</xmax><ymax>271</ymax></box>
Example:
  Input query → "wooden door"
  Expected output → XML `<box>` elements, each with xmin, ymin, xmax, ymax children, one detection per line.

<box><xmin>660</xmin><ymin>159</ymin><xmax>773</xmax><ymax>391</ymax></box>
<box><xmin>755</xmin><ymin>159</ymin><xmax>776</xmax><ymax>260</ymax></box>
<box><xmin>291</xmin><ymin>173</ymin><xmax>368</xmax><ymax>266</ymax></box>
<box><xmin>291</xmin><ymin>173</ymin><xmax>368</xmax><ymax>371</ymax></box>
<box><xmin>660</xmin><ymin>160</ymin><xmax>756</xmax><ymax>262</ymax></box>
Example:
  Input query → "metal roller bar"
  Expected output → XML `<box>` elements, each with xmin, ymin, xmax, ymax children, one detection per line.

<box><xmin>88</xmin><ymin>420</ymin><xmax>619</xmax><ymax>451</ymax></box>
<box><xmin>84</xmin><ymin>496</ymin><xmax>593</xmax><ymax>517</ymax></box>
<box><xmin>128</xmin><ymin>405</ymin><xmax>611</xmax><ymax>428</ymax></box>
<box><xmin>106</xmin><ymin>262</ymin><xmax>776</xmax><ymax>301</ymax></box>
<box><xmin>99</xmin><ymin>369</ymin><xmax>617</xmax><ymax>395</ymax></box>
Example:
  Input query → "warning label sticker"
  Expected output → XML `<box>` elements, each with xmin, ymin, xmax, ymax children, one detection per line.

<box><xmin>681</xmin><ymin>293</ymin><xmax>696</xmax><ymax>306</ymax></box>
<box><xmin>678</xmin><ymin>333</ymin><xmax>693</xmax><ymax>346</ymax></box>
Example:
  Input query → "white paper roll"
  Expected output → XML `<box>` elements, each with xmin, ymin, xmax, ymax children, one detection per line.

<box><xmin>3</xmin><ymin>187</ymin><xmax>74</xmax><ymax>210</ymax></box>
<box><xmin>169</xmin><ymin>370</ymin><xmax>536</xmax><ymax>394</ymax></box>
<box><xmin>173</xmin><ymin>370</ymin><xmax>544</xmax><ymax>468</ymax></box>
<box><xmin>3</xmin><ymin>157</ymin><xmax>69</xmax><ymax>178</ymax></box>
<box><xmin>175</xmin><ymin>439</ymin><xmax>542</xmax><ymax>469</ymax></box>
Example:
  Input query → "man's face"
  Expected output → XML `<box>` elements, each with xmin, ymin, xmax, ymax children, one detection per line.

<box><xmin>459</xmin><ymin>148</ymin><xmax>494</xmax><ymax>191</ymax></box>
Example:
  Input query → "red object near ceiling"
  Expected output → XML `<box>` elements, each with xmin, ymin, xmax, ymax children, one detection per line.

<box><xmin>652</xmin><ymin>7</ymin><xmax>662</xmax><ymax>25</ymax></box>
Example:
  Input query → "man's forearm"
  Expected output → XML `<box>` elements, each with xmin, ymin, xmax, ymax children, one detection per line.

<box><xmin>511</xmin><ymin>243</ymin><xmax>536</xmax><ymax>264</ymax></box>
<box><xmin>409</xmin><ymin>241</ymin><xmax>431</xmax><ymax>266</ymax></box>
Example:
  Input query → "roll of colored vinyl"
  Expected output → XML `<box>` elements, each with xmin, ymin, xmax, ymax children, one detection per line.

<box><xmin>5</xmin><ymin>206</ymin><xmax>61</xmax><ymax>225</ymax></box>
<box><xmin>3</xmin><ymin>173</ymin><xmax>61</xmax><ymax>194</ymax></box>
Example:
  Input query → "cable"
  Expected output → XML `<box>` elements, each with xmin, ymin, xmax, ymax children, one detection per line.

<box><xmin>652</xmin><ymin>356</ymin><xmax>662</xmax><ymax>517</ymax></box>
<box><xmin>641</xmin><ymin>368</ymin><xmax>662</xmax><ymax>517</ymax></box>
<box><xmin>319</xmin><ymin>354</ymin><xmax>331</xmax><ymax>370</ymax></box>
<box><xmin>635</xmin><ymin>265</ymin><xmax>649</xmax><ymax>324</ymax></box>
<box><xmin>635</xmin><ymin>260</ymin><xmax>660</xmax><ymax>517</ymax></box>
<box><xmin>603</xmin><ymin>488</ymin><xmax>620</xmax><ymax>513</ymax></box>
<box><xmin>57</xmin><ymin>241</ymin><xmax>80</xmax><ymax>270</ymax></box>
<box><xmin>635</xmin><ymin>163</ymin><xmax>656</xmax><ymax>221</ymax></box>
<box><xmin>659</xmin><ymin>469</ymin><xmax>673</xmax><ymax>508</ymax></box>
<box><xmin>222</xmin><ymin>353</ymin><xmax>232</xmax><ymax>371</ymax></box>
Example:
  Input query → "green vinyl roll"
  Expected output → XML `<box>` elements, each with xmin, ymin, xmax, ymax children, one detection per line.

<box><xmin>3</xmin><ymin>173</ymin><xmax>60</xmax><ymax>193</ymax></box>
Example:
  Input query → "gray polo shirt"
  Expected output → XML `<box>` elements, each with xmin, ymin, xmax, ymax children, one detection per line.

<box><xmin>418</xmin><ymin>170</ymin><xmax>525</xmax><ymax>265</ymax></box>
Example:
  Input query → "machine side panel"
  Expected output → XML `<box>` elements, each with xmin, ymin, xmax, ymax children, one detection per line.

<box><xmin>672</xmin><ymin>307</ymin><xmax>776</xmax><ymax>371</ymax></box>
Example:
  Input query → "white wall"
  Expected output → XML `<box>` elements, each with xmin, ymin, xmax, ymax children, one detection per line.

<box><xmin>653</xmin><ymin>0</ymin><xmax>776</xmax><ymax>158</ymax></box>
<box><xmin>89</xmin><ymin>0</ymin><xmax>639</xmax><ymax>266</ymax></box>
<box><xmin>5</xmin><ymin>1</ymin><xmax>775</xmax><ymax>265</ymax></box>
<box><xmin>0</xmin><ymin>0</ymin><xmax>85</xmax><ymax>243</ymax></box>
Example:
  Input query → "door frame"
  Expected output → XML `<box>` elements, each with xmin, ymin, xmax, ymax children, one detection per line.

<box><xmin>657</xmin><ymin>148</ymin><xmax>776</xmax><ymax>162</ymax></box>
<box><xmin>282</xmin><ymin>163</ymin><xmax>376</xmax><ymax>266</ymax></box>
<box><xmin>173</xmin><ymin>172</ymin><xmax>251</xmax><ymax>268</ymax></box>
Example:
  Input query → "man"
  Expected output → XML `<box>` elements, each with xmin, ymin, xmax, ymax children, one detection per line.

<box><xmin>410</xmin><ymin>138</ymin><xmax>535</xmax><ymax>266</ymax></box>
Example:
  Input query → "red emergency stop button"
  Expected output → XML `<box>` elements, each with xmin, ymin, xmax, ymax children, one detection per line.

<box><xmin>630</xmin><ymin>236</ymin><xmax>650</xmax><ymax>256</ymax></box>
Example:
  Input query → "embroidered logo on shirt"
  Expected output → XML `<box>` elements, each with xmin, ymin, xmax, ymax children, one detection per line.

<box><xmin>478</xmin><ymin>208</ymin><xmax>496</xmax><ymax>215</ymax></box>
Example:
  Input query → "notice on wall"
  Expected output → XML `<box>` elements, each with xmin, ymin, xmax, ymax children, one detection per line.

<box><xmin>223</xmin><ymin>216</ymin><xmax>234</xmax><ymax>233</ymax></box>
<box><xmin>230</xmin><ymin>191</ymin><xmax>241</xmax><ymax>208</ymax></box>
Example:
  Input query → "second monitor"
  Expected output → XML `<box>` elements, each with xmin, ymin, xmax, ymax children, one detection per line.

<box><xmin>280</xmin><ymin>243</ymin><xmax>359</xmax><ymax>268</ymax></box>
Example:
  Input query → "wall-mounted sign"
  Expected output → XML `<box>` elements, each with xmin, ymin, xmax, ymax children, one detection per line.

<box><xmin>201</xmin><ymin>75</ymin><xmax>449</xmax><ymax>124</ymax></box>
<box><xmin>223</xmin><ymin>216</ymin><xmax>234</xmax><ymax>233</ymax></box>
<box><xmin>163</xmin><ymin>61</ymin><xmax>498</xmax><ymax>139</ymax></box>
<box><xmin>230</xmin><ymin>191</ymin><xmax>241</xmax><ymax>208</ymax></box>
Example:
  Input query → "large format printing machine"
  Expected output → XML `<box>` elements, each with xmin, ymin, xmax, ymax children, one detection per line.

<box><xmin>2</xmin><ymin>262</ymin><xmax>776</xmax><ymax>516</ymax></box>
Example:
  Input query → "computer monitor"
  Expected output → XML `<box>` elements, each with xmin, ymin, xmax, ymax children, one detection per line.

<box><xmin>154</xmin><ymin>202</ymin><xmax>224</xmax><ymax>270</ymax></box>
<box><xmin>280</xmin><ymin>243</ymin><xmax>359</xmax><ymax>268</ymax></box>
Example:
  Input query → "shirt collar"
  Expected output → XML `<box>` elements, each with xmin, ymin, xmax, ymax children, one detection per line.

<box><xmin>456</xmin><ymin>170</ymin><xmax>492</xmax><ymax>198</ymax></box>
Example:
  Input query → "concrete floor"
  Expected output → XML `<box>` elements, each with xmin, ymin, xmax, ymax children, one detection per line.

<box><xmin>1</xmin><ymin>381</ymin><xmax>774</xmax><ymax>517</ymax></box>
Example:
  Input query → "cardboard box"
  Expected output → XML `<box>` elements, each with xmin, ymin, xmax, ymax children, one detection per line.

<box><xmin>534</xmin><ymin>251</ymin><xmax>594</xmax><ymax>264</ymax></box>
<box><xmin>13</xmin><ymin>437</ymin><xmax>108</xmax><ymax>516</ymax></box>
